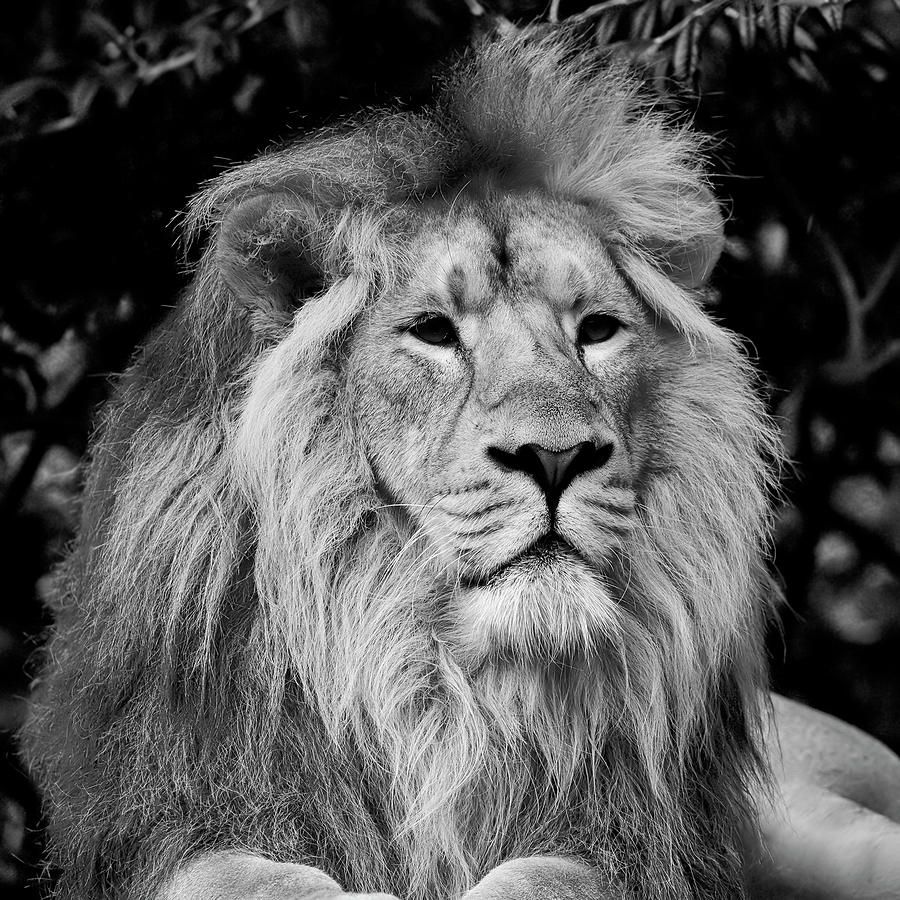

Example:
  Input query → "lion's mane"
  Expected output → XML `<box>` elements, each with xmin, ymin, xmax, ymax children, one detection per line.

<box><xmin>23</xmin><ymin>30</ymin><xmax>778</xmax><ymax>900</ymax></box>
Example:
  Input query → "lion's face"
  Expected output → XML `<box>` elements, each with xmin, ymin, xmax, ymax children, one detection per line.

<box><xmin>347</xmin><ymin>195</ymin><xmax>667</xmax><ymax>663</ymax></box>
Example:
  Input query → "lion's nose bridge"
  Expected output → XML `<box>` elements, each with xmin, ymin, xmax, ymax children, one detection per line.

<box><xmin>475</xmin><ymin>351</ymin><xmax>598</xmax><ymax>450</ymax></box>
<box><xmin>471</xmin><ymin>315</ymin><xmax>600</xmax><ymax>448</ymax></box>
<box><xmin>497</xmin><ymin>378</ymin><xmax>596</xmax><ymax>448</ymax></box>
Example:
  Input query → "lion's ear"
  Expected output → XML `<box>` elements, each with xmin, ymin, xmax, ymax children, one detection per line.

<box><xmin>638</xmin><ymin>183</ymin><xmax>725</xmax><ymax>289</ymax></box>
<box><xmin>216</xmin><ymin>192</ymin><xmax>325</xmax><ymax>325</ymax></box>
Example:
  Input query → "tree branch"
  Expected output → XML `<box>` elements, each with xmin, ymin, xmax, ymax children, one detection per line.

<box><xmin>862</xmin><ymin>238</ymin><xmax>900</xmax><ymax>314</ymax></box>
<box><xmin>565</xmin><ymin>0</ymin><xmax>645</xmax><ymax>26</ymax></box>
<box><xmin>813</xmin><ymin>224</ymin><xmax>865</xmax><ymax>364</ymax></box>
<box><xmin>652</xmin><ymin>0</ymin><xmax>729</xmax><ymax>46</ymax></box>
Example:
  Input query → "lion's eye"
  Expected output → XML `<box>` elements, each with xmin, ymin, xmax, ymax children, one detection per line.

<box><xmin>410</xmin><ymin>316</ymin><xmax>458</xmax><ymax>347</ymax></box>
<box><xmin>578</xmin><ymin>314</ymin><xmax>620</xmax><ymax>345</ymax></box>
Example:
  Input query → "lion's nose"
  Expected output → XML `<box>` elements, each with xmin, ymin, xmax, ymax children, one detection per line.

<box><xmin>489</xmin><ymin>440</ymin><xmax>613</xmax><ymax>506</ymax></box>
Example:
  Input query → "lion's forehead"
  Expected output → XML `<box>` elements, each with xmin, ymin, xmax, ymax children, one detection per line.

<box><xmin>408</xmin><ymin>201</ymin><xmax>621</xmax><ymax>315</ymax></box>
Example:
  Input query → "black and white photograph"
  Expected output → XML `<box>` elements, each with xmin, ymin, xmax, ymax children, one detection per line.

<box><xmin>1</xmin><ymin>2</ymin><xmax>899</xmax><ymax>898</ymax></box>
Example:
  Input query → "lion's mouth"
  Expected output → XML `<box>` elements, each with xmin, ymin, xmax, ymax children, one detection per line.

<box><xmin>462</xmin><ymin>533</ymin><xmax>584</xmax><ymax>588</ymax></box>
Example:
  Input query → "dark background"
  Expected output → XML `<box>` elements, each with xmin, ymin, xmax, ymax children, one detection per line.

<box><xmin>1</xmin><ymin>0</ymin><xmax>899</xmax><ymax>894</ymax></box>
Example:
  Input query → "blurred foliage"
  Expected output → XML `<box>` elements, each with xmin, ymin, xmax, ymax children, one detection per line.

<box><xmin>1</xmin><ymin>0</ymin><xmax>899</xmax><ymax>895</ymax></box>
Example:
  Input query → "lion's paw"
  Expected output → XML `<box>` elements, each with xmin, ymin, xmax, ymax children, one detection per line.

<box><xmin>161</xmin><ymin>854</ymin><xmax>400</xmax><ymax>900</ymax></box>
<box><xmin>463</xmin><ymin>857</ymin><xmax>611</xmax><ymax>900</ymax></box>
<box><xmin>332</xmin><ymin>894</ymin><xmax>400</xmax><ymax>900</ymax></box>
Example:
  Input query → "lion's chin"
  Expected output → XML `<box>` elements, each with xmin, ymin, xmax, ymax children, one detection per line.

<box><xmin>446</xmin><ymin>551</ymin><xmax>620</xmax><ymax>666</ymax></box>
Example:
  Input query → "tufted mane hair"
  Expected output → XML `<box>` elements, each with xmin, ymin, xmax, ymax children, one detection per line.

<box><xmin>23</xmin><ymin>28</ymin><xmax>779</xmax><ymax>900</ymax></box>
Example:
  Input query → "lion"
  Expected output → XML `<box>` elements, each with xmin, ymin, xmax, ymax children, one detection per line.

<box><xmin>19</xmin><ymin>27</ymin><xmax>900</xmax><ymax>900</ymax></box>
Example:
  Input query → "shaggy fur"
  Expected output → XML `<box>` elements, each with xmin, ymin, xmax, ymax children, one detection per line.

<box><xmin>22</xmin><ymin>29</ymin><xmax>778</xmax><ymax>900</ymax></box>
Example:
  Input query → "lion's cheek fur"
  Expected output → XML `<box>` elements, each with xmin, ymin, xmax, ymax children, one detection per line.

<box><xmin>346</xmin><ymin>339</ymin><xmax>465</xmax><ymax>511</ymax></box>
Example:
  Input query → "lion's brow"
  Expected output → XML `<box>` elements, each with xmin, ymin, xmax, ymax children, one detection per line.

<box><xmin>445</xmin><ymin>265</ymin><xmax>467</xmax><ymax>311</ymax></box>
<box><xmin>491</xmin><ymin>221</ymin><xmax>511</xmax><ymax>272</ymax></box>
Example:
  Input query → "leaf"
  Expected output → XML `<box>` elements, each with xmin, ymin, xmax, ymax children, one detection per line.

<box><xmin>82</xmin><ymin>11</ymin><xmax>124</xmax><ymax>45</ymax></box>
<box><xmin>193</xmin><ymin>26</ymin><xmax>223</xmax><ymax>80</ymax></box>
<box><xmin>789</xmin><ymin>52</ymin><xmax>827</xmax><ymax>88</ymax></box>
<box><xmin>134</xmin><ymin>0</ymin><xmax>158</xmax><ymax>31</ymax></box>
<box><xmin>102</xmin><ymin>61</ymin><xmax>139</xmax><ymax>107</ymax></box>
<box><xmin>762</xmin><ymin>0</ymin><xmax>796</xmax><ymax>48</ymax></box>
<box><xmin>658</xmin><ymin>0</ymin><xmax>679</xmax><ymax>26</ymax></box>
<box><xmin>233</xmin><ymin>73</ymin><xmax>265</xmax><ymax>115</ymax></box>
<box><xmin>736</xmin><ymin>0</ymin><xmax>757</xmax><ymax>48</ymax></box>
<box><xmin>594</xmin><ymin>8</ymin><xmax>623</xmax><ymax>47</ymax></box>
<box><xmin>630</xmin><ymin>0</ymin><xmax>659</xmax><ymax>40</ymax></box>
<box><xmin>137</xmin><ymin>27</ymin><xmax>166</xmax><ymax>60</ymax></box>
<box><xmin>211</xmin><ymin>28</ymin><xmax>241</xmax><ymax>66</ymax></box>
<box><xmin>776</xmin><ymin>1</ymin><xmax>796</xmax><ymax>47</ymax></box>
<box><xmin>794</xmin><ymin>24</ymin><xmax>817</xmax><ymax>51</ymax></box>
<box><xmin>672</xmin><ymin>18</ymin><xmax>694</xmax><ymax>78</ymax></box>
<box><xmin>38</xmin><ymin>330</ymin><xmax>88</xmax><ymax>410</ymax></box>
<box><xmin>69</xmin><ymin>76</ymin><xmax>101</xmax><ymax>122</ymax></box>
<box><xmin>820</xmin><ymin>0</ymin><xmax>845</xmax><ymax>30</ymax></box>
<box><xmin>284</xmin><ymin>1</ymin><xmax>312</xmax><ymax>46</ymax></box>
<box><xmin>606</xmin><ymin>36</ymin><xmax>658</xmax><ymax>64</ymax></box>
<box><xmin>761</xmin><ymin>0</ymin><xmax>777</xmax><ymax>42</ymax></box>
